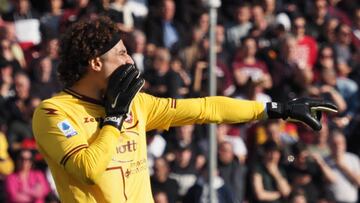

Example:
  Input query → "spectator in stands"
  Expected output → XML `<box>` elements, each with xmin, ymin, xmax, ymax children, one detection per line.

<box><xmin>165</xmin><ymin>125</ymin><xmax>205</xmax><ymax>170</ymax></box>
<box><xmin>323</xmin><ymin>130</ymin><xmax>360</xmax><ymax>203</ymax></box>
<box><xmin>217</xmin><ymin>141</ymin><xmax>246</xmax><ymax>203</ymax></box>
<box><xmin>5</xmin><ymin>149</ymin><xmax>50</xmax><ymax>203</ymax></box>
<box><xmin>232</xmin><ymin>36</ymin><xmax>272</xmax><ymax>91</ymax></box>
<box><xmin>334</xmin><ymin>24</ymin><xmax>354</xmax><ymax>64</ymax></box>
<box><xmin>179</xmin><ymin>26</ymin><xmax>205</xmax><ymax>71</ymax></box>
<box><xmin>308</xmin><ymin>121</ymin><xmax>331</xmax><ymax>158</ymax></box>
<box><xmin>147</xmin><ymin>130</ymin><xmax>166</xmax><ymax>175</ymax></box>
<box><xmin>108</xmin><ymin>0</ymin><xmax>135</xmax><ymax>33</ymax></box>
<box><xmin>169</xmin><ymin>145</ymin><xmax>198</xmax><ymax>201</ymax></box>
<box><xmin>39</xmin><ymin>35</ymin><xmax>61</xmax><ymax>83</ymax></box>
<box><xmin>143</xmin><ymin>47</ymin><xmax>181</xmax><ymax>98</ymax></box>
<box><xmin>30</xmin><ymin>56</ymin><xmax>60</xmax><ymax>99</ymax></box>
<box><xmin>327</xmin><ymin>0</ymin><xmax>352</xmax><ymax>26</ymax></box>
<box><xmin>312</xmin><ymin>44</ymin><xmax>357</xmax><ymax>120</ymax></box>
<box><xmin>312</xmin><ymin>53</ymin><xmax>357</xmax><ymax>131</ymax></box>
<box><xmin>153</xmin><ymin>190</ymin><xmax>169</xmax><ymax>203</ymax></box>
<box><xmin>60</xmin><ymin>0</ymin><xmax>100</xmax><ymax>33</ymax></box>
<box><xmin>146</xmin><ymin>0</ymin><xmax>185</xmax><ymax>52</ymax></box>
<box><xmin>249</xmin><ymin>3</ymin><xmax>287</xmax><ymax>51</ymax></box>
<box><xmin>352</xmin><ymin>8</ymin><xmax>360</xmax><ymax>49</ymax></box>
<box><xmin>251</xmin><ymin>4</ymin><xmax>269</xmax><ymax>37</ymax></box>
<box><xmin>40</xmin><ymin>0</ymin><xmax>63</xmax><ymax>39</ymax></box>
<box><xmin>0</xmin><ymin>37</ymin><xmax>22</xmax><ymax>73</ymax></box>
<box><xmin>320</xmin><ymin>17</ymin><xmax>340</xmax><ymax>44</ymax></box>
<box><xmin>288</xmin><ymin>188</ymin><xmax>308</xmax><ymax>203</ymax></box>
<box><xmin>2</xmin><ymin>0</ymin><xmax>40</xmax><ymax>21</ymax></box>
<box><xmin>225</xmin><ymin>2</ymin><xmax>252</xmax><ymax>52</ymax></box>
<box><xmin>0</xmin><ymin>61</ymin><xmax>15</xmax><ymax>99</ymax></box>
<box><xmin>306</xmin><ymin>0</ymin><xmax>330</xmax><ymax>41</ymax></box>
<box><xmin>183</xmin><ymin>164</ymin><xmax>235</xmax><ymax>203</ymax></box>
<box><xmin>292</xmin><ymin>15</ymin><xmax>318</xmax><ymax>69</ymax></box>
<box><xmin>129</xmin><ymin>30</ymin><xmax>147</xmax><ymax>73</ymax></box>
<box><xmin>260</xmin><ymin>120</ymin><xmax>296</xmax><ymax>160</ymax></box>
<box><xmin>286</xmin><ymin>142</ymin><xmax>333</xmax><ymax>203</ymax></box>
<box><xmin>0</xmin><ymin>25</ymin><xmax>26</xmax><ymax>68</ymax></box>
<box><xmin>217</xmin><ymin>124</ymin><xmax>247</xmax><ymax>163</ymax></box>
<box><xmin>40</xmin><ymin>36</ymin><xmax>59</xmax><ymax>63</ymax></box>
<box><xmin>309</xmin><ymin>63</ymin><xmax>347</xmax><ymax>114</ymax></box>
<box><xmin>193</xmin><ymin>11</ymin><xmax>209</xmax><ymax>42</ymax></box>
<box><xmin>268</xmin><ymin>34</ymin><xmax>312</xmax><ymax>102</ymax></box>
<box><xmin>191</xmin><ymin>24</ymin><xmax>233</xmax><ymax>96</ymax></box>
<box><xmin>169</xmin><ymin>57</ymin><xmax>191</xmax><ymax>98</ymax></box>
<box><xmin>250</xmin><ymin>140</ymin><xmax>291</xmax><ymax>203</ymax></box>
<box><xmin>151</xmin><ymin>157</ymin><xmax>179</xmax><ymax>203</ymax></box>
<box><xmin>2</xmin><ymin>0</ymin><xmax>41</xmax><ymax>53</ymax></box>
<box><xmin>2</xmin><ymin>72</ymin><xmax>36</xmax><ymax>151</ymax></box>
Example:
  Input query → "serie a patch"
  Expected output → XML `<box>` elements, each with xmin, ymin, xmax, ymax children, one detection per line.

<box><xmin>57</xmin><ymin>120</ymin><xmax>78</xmax><ymax>138</ymax></box>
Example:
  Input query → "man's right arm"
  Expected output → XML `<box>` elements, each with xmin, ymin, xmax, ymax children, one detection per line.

<box><xmin>32</xmin><ymin>102</ymin><xmax>120</xmax><ymax>185</ymax></box>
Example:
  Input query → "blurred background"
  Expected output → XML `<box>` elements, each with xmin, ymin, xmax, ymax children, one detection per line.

<box><xmin>0</xmin><ymin>0</ymin><xmax>359</xmax><ymax>202</ymax></box>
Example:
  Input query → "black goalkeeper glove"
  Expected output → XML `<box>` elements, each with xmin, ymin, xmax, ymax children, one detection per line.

<box><xmin>266</xmin><ymin>98</ymin><xmax>338</xmax><ymax>131</ymax></box>
<box><xmin>103</xmin><ymin>64</ymin><xmax>144</xmax><ymax>130</ymax></box>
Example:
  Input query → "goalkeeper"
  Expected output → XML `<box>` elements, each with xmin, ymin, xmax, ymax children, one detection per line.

<box><xmin>32</xmin><ymin>16</ymin><xmax>337</xmax><ymax>203</ymax></box>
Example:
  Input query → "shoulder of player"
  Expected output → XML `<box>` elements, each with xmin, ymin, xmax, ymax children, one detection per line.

<box><xmin>133</xmin><ymin>92</ymin><xmax>155</xmax><ymax>103</ymax></box>
<box><xmin>34</xmin><ymin>94</ymin><xmax>69</xmax><ymax>117</ymax></box>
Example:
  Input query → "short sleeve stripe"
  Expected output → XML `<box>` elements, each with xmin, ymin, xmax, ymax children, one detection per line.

<box><xmin>171</xmin><ymin>99</ymin><xmax>176</xmax><ymax>109</ymax></box>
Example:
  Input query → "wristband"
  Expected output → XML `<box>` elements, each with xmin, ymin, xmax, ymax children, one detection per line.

<box><xmin>266</xmin><ymin>102</ymin><xmax>287</xmax><ymax>119</ymax></box>
<box><xmin>103</xmin><ymin>115</ymin><xmax>125</xmax><ymax>130</ymax></box>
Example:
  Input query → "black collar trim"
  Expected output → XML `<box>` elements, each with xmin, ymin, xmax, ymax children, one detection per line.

<box><xmin>63</xmin><ymin>88</ymin><xmax>104</xmax><ymax>106</ymax></box>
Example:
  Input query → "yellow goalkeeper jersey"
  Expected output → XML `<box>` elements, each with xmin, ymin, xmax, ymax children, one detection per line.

<box><xmin>32</xmin><ymin>89</ymin><xmax>265</xmax><ymax>203</ymax></box>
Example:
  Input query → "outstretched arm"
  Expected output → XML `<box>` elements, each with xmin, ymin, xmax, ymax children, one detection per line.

<box><xmin>170</xmin><ymin>96</ymin><xmax>337</xmax><ymax>131</ymax></box>
<box><xmin>171</xmin><ymin>96</ymin><xmax>266</xmax><ymax>126</ymax></box>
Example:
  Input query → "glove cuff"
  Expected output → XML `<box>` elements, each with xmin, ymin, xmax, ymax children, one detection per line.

<box><xmin>266</xmin><ymin>102</ymin><xmax>287</xmax><ymax>120</ymax></box>
<box><xmin>103</xmin><ymin>115</ymin><xmax>125</xmax><ymax>130</ymax></box>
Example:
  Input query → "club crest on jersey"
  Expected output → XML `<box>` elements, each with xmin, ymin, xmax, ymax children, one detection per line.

<box><xmin>125</xmin><ymin>112</ymin><xmax>133</xmax><ymax>123</ymax></box>
<box><xmin>57</xmin><ymin>120</ymin><xmax>78</xmax><ymax>138</ymax></box>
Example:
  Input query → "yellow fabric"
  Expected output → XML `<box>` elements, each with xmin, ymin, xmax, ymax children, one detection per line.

<box><xmin>32</xmin><ymin>92</ymin><xmax>265</xmax><ymax>203</ymax></box>
<box><xmin>172</xmin><ymin>96</ymin><xmax>266</xmax><ymax>125</ymax></box>
<box><xmin>0</xmin><ymin>132</ymin><xmax>14</xmax><ymax>175</ymax></box>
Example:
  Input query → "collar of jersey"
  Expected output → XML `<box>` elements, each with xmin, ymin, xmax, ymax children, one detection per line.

<box><xmin>63</xmin><ymin>88</ymin><xmax>104</xmax><ymax>106</ymax></box>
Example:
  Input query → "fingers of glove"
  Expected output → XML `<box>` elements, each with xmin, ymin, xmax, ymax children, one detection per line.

<box><xmin>302</xmin><ymin>113</ymin><xmax>322</xmax><ymax>131</ymax></box>
<box><xmin>110</xmin><ymin>68</ymin><xmax>138</xmax><ymax>91</ymax></box>
<box><xmin>108</xmin><ymin>64</ymin><xmax>135</xmax><ymax>87</ymax></box>
<box><xmin>311</xmin><ymin>105</ymin><xmax>338</xmax><ymax>113</ymax></box>
<box><xmin>287</xmin><ymin>104</ymin><xmax>322</xmax><ymax>131</ymax></box>
<box><xmin>286</xmin><ymin>115</ymin><xmax>322</xmax><ymax>131</ymax></box>
<box><xmin>291</xmin><ymin>97</ymin><xmax>322</xmax><ymax>106</ymax></box>
<box><xmin>118</xmin><ymin>78</ymin><xmax>144</xmax><ymax>115</ymax></box>
<box><xmin>292</xmin><ymin>97</ymin><xmax>323</xmax><ymax>106</ymax></box>
<box><xmin>119</xmin><ymin>68</ymin><xmax>140</xmax><ymax>90</ymax></box>
<box><xmin>291</xmin><ymin>98</ymin><xmax>338</xmax><ymax>113</ymax></box>
<box><xmin>126</xmin><ymin>77</ymin><xmax>145</xmax><ymax>100</ymax></box>
<box><xmin>302</xmin><ymin>98</ymin><xmax>338</xmax><ymax>112</ymax></box>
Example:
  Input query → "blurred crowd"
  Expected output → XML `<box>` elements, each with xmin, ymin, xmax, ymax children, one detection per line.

<box><xmin>0</xmin><ymin>0</ymin><xmax>359</xmax><ymax>202</ymax></box>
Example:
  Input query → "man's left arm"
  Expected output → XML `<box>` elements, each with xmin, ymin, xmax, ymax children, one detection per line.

<box><xmin>170</xmin><ymin>96</ymin><xmax>266</xmax><ymax>126</ymax></box>
<box><xmin>170</xmin><ymin>96</ymin><xmax>337</xmax><ymax>131</ymax></box>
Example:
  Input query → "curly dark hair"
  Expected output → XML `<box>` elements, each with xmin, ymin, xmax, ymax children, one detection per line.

<box><xmin>57</xmin><ymin>16</ymin><xmax>119</xmax><ymax>87</ymax></box>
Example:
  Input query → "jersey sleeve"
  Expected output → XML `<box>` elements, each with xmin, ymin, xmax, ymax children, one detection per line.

<box><xmin>171</xmin><ymin>96</ymin><xmax>266</xmax><ymax>126</ymax></box>
<box><xmin>137</xmin><ymin>93</ymin><xmax>266</xmax><ymax>130</ymax></box>
<box><xmin>32</xmin><ymin>101</ymin><xmax>120</xmax><ymax>185</ymax></box>
<box><xmin>0</xmin><ymin>133</ymin><xmax>14</xmax><ymax>175</ymax></box>
<box><xmin>136</xmin><ymin>93</ymin><xmax>177</xmax><ymax>131</ymax></box>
